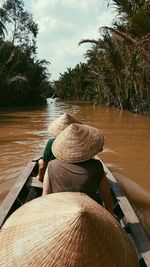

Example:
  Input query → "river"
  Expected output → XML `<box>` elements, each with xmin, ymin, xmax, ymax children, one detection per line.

<box><xmin>0</xmin><ymin>98</ymin><xmax>150</xmax><ymax>238</ymax></box>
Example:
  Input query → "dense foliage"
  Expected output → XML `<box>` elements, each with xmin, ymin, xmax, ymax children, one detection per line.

<box><xmin>0</xmin><ymin>0</ymin><xmax>52</xmax><ymax>107</ymax></box>
<box><xmin>53</xmin><ymin>0</ymin><xmax>150</xmax><ymax>115</ymax></box>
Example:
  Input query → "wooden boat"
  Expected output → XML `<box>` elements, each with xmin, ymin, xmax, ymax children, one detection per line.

<box><xmin>0</xmin><ymin>156</ymin><xmax>150</xmax><ymax>267</ymax></box>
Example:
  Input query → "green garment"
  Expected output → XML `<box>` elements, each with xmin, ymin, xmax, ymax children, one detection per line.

<box><xmin>43</xmin><ymin>138</ymin><xmax>55</xmax><ymax>163</ymax></box>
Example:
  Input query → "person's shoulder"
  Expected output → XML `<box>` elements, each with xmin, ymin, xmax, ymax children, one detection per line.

<box><xmin>46</xmin><ymin>138</ymin><xmax>55</xmax><ymax>146</ymax></box>
<box><xmin>48</xmin><ymin>158</ymin><xmax>61</xmax><ymax>166</ymax></box>
<box><xmin>90</xmin><ymin>158</ymin><xmax>102</xmax><ymax>164</ymax></box>
<box><xmin>90</xmin><ymin>158</ymin><xmax>103</xmax><ymax>168</ymax></box>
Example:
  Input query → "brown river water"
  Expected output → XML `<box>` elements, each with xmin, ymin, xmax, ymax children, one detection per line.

<box><xmin>0</xmin><ymin>98</ymin><xmax>150</xmax><ymax>238</ymax></box>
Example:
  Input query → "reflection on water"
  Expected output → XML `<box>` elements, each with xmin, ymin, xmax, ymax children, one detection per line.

<box><xmin>0</xmin><ymin>99</ymin><xmax>80</xmax><ymax>191</ymax></box>
<box><xmin>0</xmin><ymin>98</ymin><xmax>150</xmax><ymax>237</ymax></box>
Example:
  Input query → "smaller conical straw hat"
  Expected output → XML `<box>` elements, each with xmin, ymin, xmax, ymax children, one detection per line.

<box><xmin>52</xmin><ymin>123</ymin><xmax>104</xmax><ymax>163</ymax></box>
<box><xmin>0</xmin><ymin>193</ymin><xmax>138</xmax><ymax>267</ymax></box>
<box><xmin>48</xmin><ymin>113</ymin><xmax>82</xmax><ymax>137</ymax></box>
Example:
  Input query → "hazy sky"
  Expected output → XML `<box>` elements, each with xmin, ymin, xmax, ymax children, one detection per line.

<box><xmin>25</xmin><ymin>0</ymin><xmax>116</xmax><ymax>80</ymax></box>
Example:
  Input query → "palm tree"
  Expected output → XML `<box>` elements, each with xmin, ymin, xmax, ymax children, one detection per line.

<box><xmin>79</xmin><ymin>32</ymin><xmax>124</xmax><ymax>109</ymax></box>
<box><xmin>107</xmin><ymin>0</ymin><xmax>150</xmax><ymax>37</ymax></box>
<box><xmin>102</xmin><ymin>26</ymin><xmax>150</xmax><ymax>65</ymax></box>
<box><xmin>0</xmin><ymin>7</ymin><xmax>9</xmax><ymax>38</ymax></box>
<box><xmin>0</xmin><ymin>21</ymin><xmax>7</xmax><ymax>37</ymax></box>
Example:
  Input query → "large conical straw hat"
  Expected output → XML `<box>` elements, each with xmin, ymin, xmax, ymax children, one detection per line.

<box><xmin>0</xmin><ymin>192</ymin><xmax>138</xmax><ymax>267</ymax></box>
<box><xmin>48</xmin><ymin>113</ymin><xmax>82</xmax><ymax>137</ymax></box>
<box><xmin>52</xmin><ymin>123</ymin><xmax>104</xmax><ymax>163</ymax></box>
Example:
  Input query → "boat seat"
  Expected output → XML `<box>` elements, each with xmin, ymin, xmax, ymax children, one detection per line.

<box><xmin>28</xmin><ymin>177</ymin><xmax>43</xmax><ymax>188</ymax></box>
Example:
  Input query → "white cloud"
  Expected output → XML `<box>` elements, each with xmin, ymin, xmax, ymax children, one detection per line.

<box><xmin>28</xmin><ymin>0</ymin><xmax>117</xmax><ymax>80</ymax></box>
<box><xmin>38</xmin><ymin>16</ymin><xmax>75</xmax><ymax>36</ymax></box>
<box><xmin>61</xmin><ymin>0</ymin><xmax>102</xmax><ymax>11</ymax></box>
<box><xmin>32</xmin><ymin>0</ymin><xmax>103</xmax><ymax>12</ymax></box>
<box><xmin>81</xmin><ymin>10</ymin><xmax>116</xmax><ymax>40</ymax></box>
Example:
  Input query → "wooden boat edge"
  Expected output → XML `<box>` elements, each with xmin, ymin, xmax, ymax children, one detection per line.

<box><xmin>0</xmin><ymin>160</ymin><xmax>37</xmax><ymax>227</ymax></box>
<box><xmin>102</xmin><ymin>160</ymin><xmax>150</xmax><ymax>266</ymax></box>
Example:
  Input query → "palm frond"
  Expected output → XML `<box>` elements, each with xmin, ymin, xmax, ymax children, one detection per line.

<box><xmin>79</xmin><ymin>39</ymin><xmax>99</xmax><ymax>46</ymax></box>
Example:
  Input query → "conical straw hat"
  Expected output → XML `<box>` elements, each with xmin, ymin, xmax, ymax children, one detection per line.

<box><xmin>48</xmin><ymin>113</ymin><xmax>82</xmax><ymax>137</ymax></box>
<box><xmin>52</xmin><ymin>123</ymin><xmax>104</xmax><ymax>163</ymax></box>
<box><xmin>0</xmin><ymin>192</ymin><xmax>138</xmax><ymax>267</ymax></box>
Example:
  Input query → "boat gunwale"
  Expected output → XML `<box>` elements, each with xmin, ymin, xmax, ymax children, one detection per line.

<box><xmin>102</xmin><ymin>160</ymin><xmax>150</xmax><ymax>266</ymax></box>
<box><xmin>0</xmin><ymin>160</ymin><xmax>36</xmax><ymax>227</ymax></box>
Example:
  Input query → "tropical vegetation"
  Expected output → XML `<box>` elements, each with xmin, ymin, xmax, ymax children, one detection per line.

<box><xmin>0</xmin><ymin>0</ymin><xmax>52</xmax><ymax>107</ymax></box>
<box><xmin>53</xmin><ymin>0</ymin><xmax>150</xmax><ymax>115</ymax></box>
<box><xmin>1</xmin><ymin>0</ymin><xmax>150</xmax><ymax>114</ymax></box>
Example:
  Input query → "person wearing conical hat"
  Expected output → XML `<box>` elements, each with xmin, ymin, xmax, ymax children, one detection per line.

<box><xmin>37</xmin><ymin>113</ymin><xmax>82</xmax><ymax>181</ymax></box>
<box><xmin>0</xmin><ymin>193</ymin><xmax>139</xmax><ymax>267</ymax></box>
<box><xmin>43</xmin><ymin>123</ymin><xmax>113</xmax><ymax>214</ymax></box>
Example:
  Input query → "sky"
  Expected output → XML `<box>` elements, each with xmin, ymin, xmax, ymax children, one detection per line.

<box><xmin>24</xmin><ymin>0</ymin><xmax>116</xmax><ymax>81</ymax></box>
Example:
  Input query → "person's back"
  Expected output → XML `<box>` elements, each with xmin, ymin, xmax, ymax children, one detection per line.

<box><xmin>37</xmin><ymin>113</ymin><xmax>82</xmax><ymax>181</ymax></box>
<box><xmin>47</xmin><ymin>158</ymin><xmax>104</xmax><ymax>201</ymax></box>
<box><xmin>43</xmin><ymin>123</ymin><xmax>113</xmax><ymax>214</ymax></box>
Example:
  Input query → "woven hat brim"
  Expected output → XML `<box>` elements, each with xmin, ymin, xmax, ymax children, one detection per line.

<box><xmin>0</xmin><ymin>193</ymin><xmax>138</xmax><ymax>267</ymax></box>
<box><xmin>48</xmin><ymin>113</ymin><xmax>82</xmax><ymax>137</ymax></box>
<box><xmin>52</xmin><ymin>123</ymin><xmax>104</xmax><ymax>163</ymax></box>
